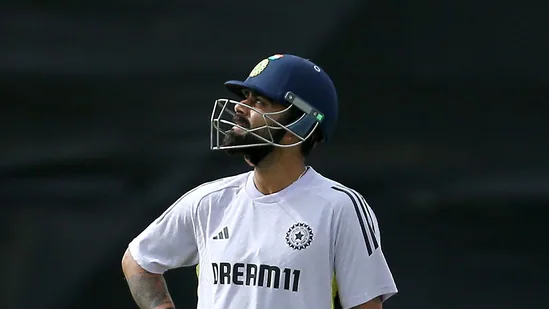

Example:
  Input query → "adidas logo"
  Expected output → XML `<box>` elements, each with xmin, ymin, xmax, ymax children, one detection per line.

<box><xmin>213</xmin><ymin>226</ymin><xmax>230</xmax><ymax>240</ymax></box>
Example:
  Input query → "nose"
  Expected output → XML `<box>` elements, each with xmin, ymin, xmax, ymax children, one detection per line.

<box><xmin>234</xmin><ymin>97</ymin><xmax>253</xmax><ymax>115</ymax></box>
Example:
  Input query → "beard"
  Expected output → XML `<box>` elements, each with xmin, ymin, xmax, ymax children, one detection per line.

<box><xmin>222</xmin><ymin>114</ymin><xmax>286</xmax><ymax>166</ymax></box>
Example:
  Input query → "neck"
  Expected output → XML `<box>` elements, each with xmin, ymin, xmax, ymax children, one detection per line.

<box><xmin>250</xmin><ymin>152</ymin><xmax>307</xmax><ymax>195</ymax></box>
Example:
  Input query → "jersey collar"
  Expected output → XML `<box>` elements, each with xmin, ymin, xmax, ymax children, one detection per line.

<box><xmin>245</xmin><ymin>166</ymin><xmax>317</xmax><ymax>203</ymax></box>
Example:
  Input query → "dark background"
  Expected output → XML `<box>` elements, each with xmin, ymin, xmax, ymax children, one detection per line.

<box><xmin>2</xmin><ymin>1</ymin><xmax>548</xmax><ymax>309</ymax></box>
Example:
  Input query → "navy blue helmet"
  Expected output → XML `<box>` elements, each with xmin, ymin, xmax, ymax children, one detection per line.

<box><xmin>211</xmin><ymin>54</ymin><xmax>338</xmax><ymax>150</ymax></box>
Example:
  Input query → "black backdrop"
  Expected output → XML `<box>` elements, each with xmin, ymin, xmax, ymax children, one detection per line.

<box><xmin>2</xmin><ymin>0</ymin><xmax>548</xmax><ymax>308</ymax></box>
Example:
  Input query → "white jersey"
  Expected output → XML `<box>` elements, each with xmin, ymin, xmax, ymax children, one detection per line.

<box><xmin>129</xmin><ymin>167</ymin><xmax>398</xmax><ymax>309</ymax></box>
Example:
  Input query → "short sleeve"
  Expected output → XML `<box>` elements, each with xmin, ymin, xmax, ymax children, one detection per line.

<box><xmin>128</xmin><ymin>193</ymin><xmax>200</xmax><ymax>274</ymax></box>
<box><xmin>332</xmin><ymin>186</ymin><xmax>398</xmax><ymax>309</ymax></box>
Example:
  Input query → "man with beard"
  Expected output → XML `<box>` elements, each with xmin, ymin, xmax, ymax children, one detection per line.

<box><xmin>122</xmin><ymin>54</ymin><xmax>398</xmax><ymax>309</ymax></box>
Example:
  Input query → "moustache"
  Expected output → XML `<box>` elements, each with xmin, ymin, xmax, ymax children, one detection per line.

<box><xmin>232</xmin><ymin>114</ymin><xmax>250</xmax><ymax>129</ymax></box>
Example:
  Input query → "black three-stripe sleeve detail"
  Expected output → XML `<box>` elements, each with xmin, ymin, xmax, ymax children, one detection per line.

<box><xmin>352</xmin><ymin>190</ymin><xmax>379</xmax><ymax>250</ymax></box>
<box><xmin>360</xmin><ymin>194</ymin><xmax>376</xmax><ymax>233</ymax></box>
<box><xmin>331</xmin><ymin>186</ymin><xmax>371</xmax><ymax>255</ymax></box>
<box><xmin>331</xmin><ymin>186</ymin><xmax>378</xmax><ymax>256</ymax></box>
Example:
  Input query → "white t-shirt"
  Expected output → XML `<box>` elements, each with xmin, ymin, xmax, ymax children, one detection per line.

<box><xmin>129</xmin><ymin>167</ymin><xmax>398</xmax><ymax>309</ymax></box>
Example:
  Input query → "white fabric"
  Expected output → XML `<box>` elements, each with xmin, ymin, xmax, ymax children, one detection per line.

<box><xmin>129</xmin><ymin>167</ymin><xmax>398</xmax><ymax>309</ymax></box>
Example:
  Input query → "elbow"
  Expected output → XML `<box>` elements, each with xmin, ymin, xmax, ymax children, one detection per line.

<box><xmin>121</xmin><ymin>248</ymin><xmax>135</xmax><ymax>277</ymax></box>
<box><xmin>122</xmin><ymin>247</ymin><xmax>149</xmax><ymax>279</ymax></box>
<box><xmin>121</xmin><ymin>248</ymin><xmax>129</xmax><ymax>271</ymax></box>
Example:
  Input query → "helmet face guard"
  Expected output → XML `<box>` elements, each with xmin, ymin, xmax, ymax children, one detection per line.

<box><xmin>210</xmin><ymin>91</ymin><xmax>325</xmax><ymax>150</ymax></box>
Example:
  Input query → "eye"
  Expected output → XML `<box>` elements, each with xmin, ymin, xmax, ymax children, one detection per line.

<box><xmin>255</xmin><ymin>96</ymin><xmax>271</xmax><ymax>107</ymax></box>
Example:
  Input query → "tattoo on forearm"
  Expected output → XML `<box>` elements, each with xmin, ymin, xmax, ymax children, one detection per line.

<box><xmin>126</xmin><ymin>272</ymin><xmax>175</xmax><ymax>309</ymax></box>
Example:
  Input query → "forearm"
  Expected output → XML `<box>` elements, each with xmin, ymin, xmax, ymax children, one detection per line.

<box><xmin>122</xmin><ymin>249</ymin><xmax>176</xmax><ymax>309</ymax></box>
<box><xmin>126</xmin><ymin>271</ymin><xmax>175</xmax><ymax>309</ymax></box>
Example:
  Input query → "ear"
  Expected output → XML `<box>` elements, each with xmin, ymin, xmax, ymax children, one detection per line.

<box><xmin>279</xmin><ymin>131</ymin><xmax>295</xmax><ymax>145</ymax></box>
<box><xmin>310</xmin><ymin>131</ymin><xmax>324</xmax><ymax>149</ymax></box>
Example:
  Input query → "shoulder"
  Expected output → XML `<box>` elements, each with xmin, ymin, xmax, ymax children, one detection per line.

<box><xmin>187</xmin><ymin>172</ymin><xmax>248</xmax><ymax>200</ymax></box>
<box><xmin>169</xmin><ymin>172</ymin><xmax>249</xmax><ymax>213</ymax></box>
<box><xmin>307</xmin><ymin>169</ymin><xmax>368</xmax><ymax>211</ymax></box>
<box><xmin>307</xmin><ymin>170</ymin><xmax>379</xmax><ymax>228</ymax></box>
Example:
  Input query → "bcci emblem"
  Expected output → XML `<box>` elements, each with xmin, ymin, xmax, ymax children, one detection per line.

<box><xmin>285</xmin><ymin>222</ymin><xmax>314</xmax><ymax>250</ymax></box>
<box><xmin>248</xmin><ymin>54</ymin><xmax>283</xmax><ymax>78</ymax></box>
<box><xmin>249</xmin><ymin>59</ymin><xmax>269</xmax><ymax>77</ymax></box>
